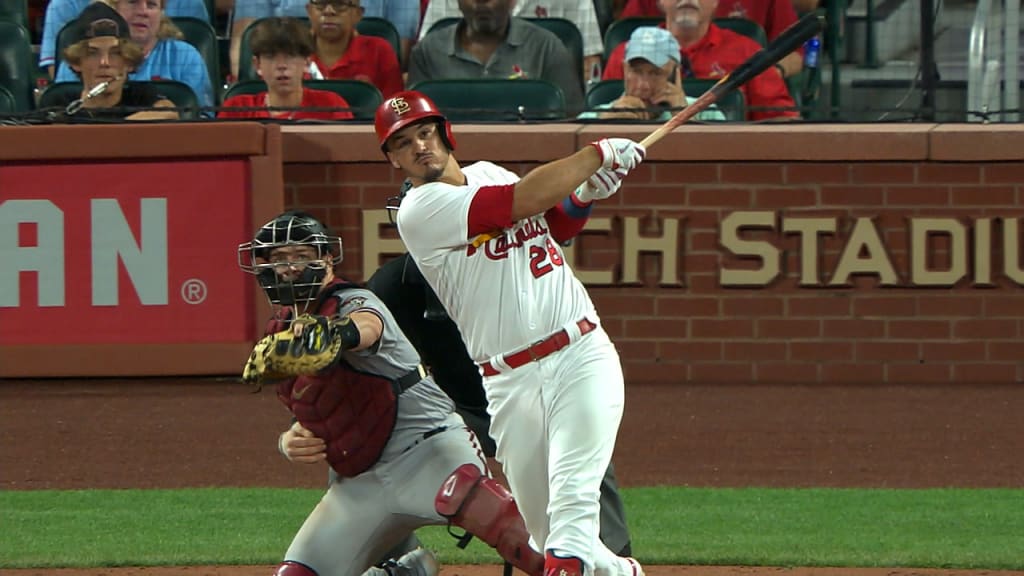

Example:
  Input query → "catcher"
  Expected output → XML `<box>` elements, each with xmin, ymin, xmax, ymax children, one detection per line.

<box><xmin>239</xmin><ymin>210</ymin><xmax>545</xmax><ymax>576</ymax></box>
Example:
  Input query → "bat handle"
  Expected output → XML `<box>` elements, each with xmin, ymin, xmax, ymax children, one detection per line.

<box><xmin>640</xmin><ymin>124</ymin><xmax>672</xmax><ymax>149</ymax></box>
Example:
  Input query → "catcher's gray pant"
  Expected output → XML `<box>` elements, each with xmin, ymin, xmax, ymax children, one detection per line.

<box><xmin>283</xmin><ymin>412</ymin><xmax>485</xmax><ymax>576</ymax></box>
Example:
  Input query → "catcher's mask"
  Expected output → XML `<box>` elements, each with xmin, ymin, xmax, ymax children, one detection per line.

<box><xmin>238</xmin><ymin>211</ymin><xmax>343</xmax><ymax>307</ymax></box>
<box><xmin>385</xmin><ymin>178</ymin><xmax>414</xmax><ymax>224</ymax></box>
<box><xmin>375</xmin><ymin>90</ymin><xmax>456</xmax><ymax>154</ymax></box>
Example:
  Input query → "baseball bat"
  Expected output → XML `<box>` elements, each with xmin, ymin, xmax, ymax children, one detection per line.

<box><xmin>639</xmin><ymin>12</ymin><xmax>824</xmax><ymax>149</ymax></box>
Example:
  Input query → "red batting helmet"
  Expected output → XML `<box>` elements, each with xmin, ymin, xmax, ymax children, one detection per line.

<box><xmin>374</xmin><ymin>90</ymin><xmax>456</xmax><ymax>152</ymax></box>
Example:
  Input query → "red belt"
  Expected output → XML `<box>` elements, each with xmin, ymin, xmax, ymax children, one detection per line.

<box><xmin>479</xmin><ymin>319</ymin><xmax>597</xmax><ymax>377</ymax></box>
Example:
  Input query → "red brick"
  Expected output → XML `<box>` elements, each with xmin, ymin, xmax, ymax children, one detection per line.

<box><xmin>690</xmin><ymin>231</ymin><xmax>719</xmax><ymax>252</ymax></box>
<box><xmin>917</xmin><ymin>164</ymin><xmax>983</xmax><ymax>184</ymax></box>
<box><xmin>983</xmin><ymin>295</ymin><xmax>1023</xmax><ymax>317</ymax></box>
<box><xmin>621</xmin><ymin>362</ymin><xmax>688</xmax><ymax>384</ymax></box>
<box><xmin>785</xmin><ymin>163</ymin><xmax>850</xmax><ymax>184</ymax></box>
<box><xmin>686</xmin><ymin>253</ymin><xmax>723</xmax><ymax>275</ymax></box>
<box><xmin>615</xmin><ymin>340</ymin><xmax>660</xmax><ymax>361</ymax></box>
<box><xmin>625</xmin><ymin>318</ymin><xmax>688</xmax><ymax>338</ymax></box>
<box><xmin>914</xmin><ymin>296</ymin><xmax>982</xmax><ymax>317</ymax></box>
<box><xmin>294</xmin><ymin>185</ymin><xmax>344</xmax><ymax>206</ymax></box>
<box><xmin>754</xmin><ymin>187</ymin><xmax>818</xmax><ymax>208</ymax></box>
<box><xmin>655</xmin><ymin>163</ymin><xmax>719</xmax><ymax>183</ymax></box>
<box><xmin>852</xmin><ymin>297</ymin><xmax>917</xmax><ymax>317</ymax></box>
<box><xmin>591</xmin><ymin>294</ymin><xmax>656</xmax><ymax>316</ymax></box>
<box><xmin>983</xmin><ymin>163</ymin><xmax>1024</xmax><ymax>184</ymax></box>
<box><xmin>757</xmin><ymin>319</ymin><xmax>821</xmax><ymax>338</ymax></box>
<box><xmin>692</xmin><ymin>319</ymin><xmax>755</xmax><ymax>338</ymax></box>
<box><xmin>787</xmin><ymin>296</ymin><xmax>852</xmax><ymax>316</ymax></box>
<box><xmin>921</xmin><ymin>341</ymin><xmax>986</xmax><ymax>361</ymax></box>
<box><xmin>790</xmin><ymin>342</ymin><xmax>853</xmax><ymax>361</ymax></box>
<box><xmin>283</xmin><ymin>163</ymin><xmax>327</xmax><ymax>185</ymax></box>
<box><xmin>886</xmin><ymin>186</ymin><xmax>951</xmax><ymax>206</ymax></box>
<box><xmin>822</xmin><ymin>363</ymin><xmax>884</xmax><ymax>384</ymax></box>
<box><xmin>723</xmin><ymin>341</ymin><xmax>787</xmax><ymax>361</ymax></box>
<box><xmin>687</xmin><ymin>187</ymin><xmax>753</xmax><ymax>207</ymax></box>
<box><xmin>954</xmin><ymin>319</ymin><xmax>1018</xmax><ymax>339</ymax></box>
<box><xmin>756</xmin><ymin>363</ymin><xmax>819</xmax><ymax>383</ymax></box>
<box><xmin>988</xmin><ymin>341</ymin><xmax>1024</xmax><ymax>361</ymax></box>
<box><xmin>720</xmin><ymin>163</ymin><xmax>784</xmax><ymax>184</ymax></box>
<box><xmin>851</xmin><ymin>164</ymin><xmax>916</xmax><ymax>184</ymax></box>
<box><xmin>821</xmin><ymin>185</ymin><xmax>885</xmax><ymax>206</ymax></box>
<box><xmin>686</xmin><ymin>274</ymin><xmax>722</xmax><ymax>293</ymax></box>
<box><xmin>657</xmin><ymin>297</ymin><xmax>720</xmax><ymax>316</ymax></box>
<box><xmin>328</xmin><ymin>164</ymin><xmax>395</xmax><ymax>184</ymax></box>
<box><xmin>659</xmin><ymin>340</ymin><xmax>723</xmax><ymax>361</ymax></box>
<box><xmin>857</xmin><ymin>342</ymin><xmax>919</xmax><ymax>361</ymax></box>
<box><xmin>951</xmin><ymin>186</ymin><xmax>1016</xmax><ymax>206</ymax></box>
<box><xmin>624</xmin><ymin>163</ymin><xmax>655</xmax><ymax>183</ymax></box>
<box><xmin>953</xmin><ymin>363</ymin><xmax>1018</xmax><ymax>384</ymax></box>
<box><xmin>685</xmin><ymin>210</ymin><xmax>721</xmax><ymax>229</ymax></box>
<box><xmin>887</xmin><ymin>320</ymin><xmax>951</xmax><ymax>339</ymax></box>
<box><xmin>886</xmin><ymin>363</ymin><xmax>952</xmax><ymax>383</ymax></box>
<box><xmin>722</xmin><ymin>297</ymin><xmax>784</xmax><ymax>316</ymax></box>
<box><xmin>689</xmin><ymin>362</ymin><xmax>754</xmax><ymax>382</ymax></box>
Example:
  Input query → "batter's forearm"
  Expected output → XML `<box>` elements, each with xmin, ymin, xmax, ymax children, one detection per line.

<box><xmin>511</xmin><ymin>147</ymin><xmax>601</xmax><ymax>221</ymax></box>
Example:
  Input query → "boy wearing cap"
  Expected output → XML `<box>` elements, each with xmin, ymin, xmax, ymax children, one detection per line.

<box><xmin>581</xmin><ymin>27</ymin><xmax>723</xmax><ymax>121</ymax></box>
<box><xmin>57</xmin><ymin>2</ymin><xmax>178</xmax><ymax>120</ymax></box>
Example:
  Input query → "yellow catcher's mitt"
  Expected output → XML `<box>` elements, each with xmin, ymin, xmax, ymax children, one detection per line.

<box><xmin>243</xmin><ymin>314</ymin><xmax>351</xmax><ymax>387</ymax></box>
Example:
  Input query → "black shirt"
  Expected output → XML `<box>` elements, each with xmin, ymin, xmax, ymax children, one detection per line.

<box><xmin>53</xmin><ymin>82</ymin><xmax>166</xmax><ymax>121</ymax></box>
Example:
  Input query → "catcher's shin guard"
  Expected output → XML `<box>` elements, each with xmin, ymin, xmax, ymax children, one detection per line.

<box><xmin>435</xmin><ymin>464</ymin><xmax>544</xmax><ymax>576</ymax></box>
<box><xmin>274</xmin><ymin>561</ymin><xmax>318</xmax><ymax>576</ymax></box>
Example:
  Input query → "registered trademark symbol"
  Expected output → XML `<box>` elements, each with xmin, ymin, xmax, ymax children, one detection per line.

<box><xmin>180</xmin><ymin>279</ymin><xmax>207</xmax><ymax>304</ymax></box>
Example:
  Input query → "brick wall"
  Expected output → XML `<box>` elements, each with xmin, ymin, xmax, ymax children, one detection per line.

<box><xmin>281</xmin><ymin>124</ymin><xmax>1024</xmax><ymax>385</ymax></box>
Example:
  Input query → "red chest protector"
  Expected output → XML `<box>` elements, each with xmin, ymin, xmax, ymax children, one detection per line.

<box><xmin>269</xmin><ymin>280</ymin><xmax>409</xmax><ymax>478</ymax></box>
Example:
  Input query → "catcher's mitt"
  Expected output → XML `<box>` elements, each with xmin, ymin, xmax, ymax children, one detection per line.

<box><xmin>243</xmin><ymin>314</ymin><xmax>351</xmax><ymax>388</ymax></box>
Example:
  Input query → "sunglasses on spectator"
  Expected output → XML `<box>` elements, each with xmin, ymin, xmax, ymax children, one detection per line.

<box><xmin>309</xmin><ymin>0</ymin><xmax>361</xmax><ymax>10</ymax></box>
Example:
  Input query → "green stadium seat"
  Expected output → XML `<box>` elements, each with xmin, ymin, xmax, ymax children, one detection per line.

<box><xmin>171</xmin><ymin>17</ymin><xmax>222</xmax><ymax>97</ymax></box>
<box><xmin>356</xmin><ymin>17</ymin><xmax>403</xmax><ymax>67</ymax></box>
<box><xmin>0</xmin><ymin>21</ymin><xmax>34</xmax><ymax>112</ymax></box>
<box><xmin>0</xmin><ymin>0</ymin><xmax>28</xmax><ymax>30</ymax></box>
<box><xmin>410</xmin><ymin>78</ymin><xmax>566</xmax><ymax>122</ymax></box>
<box><xmin>425</xmin><ymin>16</ymin><xmax>460</xmax><ymax>35</ymax></box>
<box><xmin>38</xmin><ymin>80</ymin><xmax>201</xmax><ymax>119</ymax></box>
<box><xmin>0</xmin><ymin>85</ymin><xmax>17</xmax><ymax>114</ymax></box>
<box><xmin>584</xmin><ymin>78</ymin><xmax>744</xmax><ymax>121</ymax></box>
<box><xmin>222</xmin><ymin>79</ymin><xmax>383</xmax><ymax>119</ymax></box>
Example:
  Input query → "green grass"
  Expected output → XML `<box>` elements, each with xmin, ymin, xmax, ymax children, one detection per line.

<box><xmin>2</xmin><ymin>487</ymin><xmax>1022</xmax><ymax>570</ymax></box>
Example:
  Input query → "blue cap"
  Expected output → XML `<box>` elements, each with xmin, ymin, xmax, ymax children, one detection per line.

<box><xmin>625</xmin><ymin>27</ymin><xmax>680</xmax><ymax>68</ymax></box>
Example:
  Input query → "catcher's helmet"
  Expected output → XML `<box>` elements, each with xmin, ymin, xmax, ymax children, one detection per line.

<box><xmin>374</xmin><ymin>90</ymin><xmax>456</xmax><ymax>152</ymax></box>
<box><xmin>237</xmin><ymin>211</ymin><xmax>343</xmax><ymax>306</ymax></box>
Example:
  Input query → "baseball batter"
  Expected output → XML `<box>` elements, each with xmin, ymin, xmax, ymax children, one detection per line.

<box><xmin>366</xmin><ymin>251</ymin><xmax>634</xmax><ymax>557</ymax></box>
<box><xmin>239</xmin><ymin>211</ymin><xmax>546</xmax><ymax>576</ymax></box>
<box><xmin>375</xmin><ymin>92</ymin><xmax>646</xmax><ymax>576</ymax></box>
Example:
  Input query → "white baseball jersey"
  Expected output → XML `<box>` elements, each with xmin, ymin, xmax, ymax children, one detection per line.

<box><xmin>396</xmin><ymin>161</ymin><xmax>596</xmax><ymax>362</ymax></box>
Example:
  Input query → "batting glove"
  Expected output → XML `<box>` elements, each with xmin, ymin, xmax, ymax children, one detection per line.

<box><xmin>574</xmin><ymin>166</ymin><xmax>627</xmax><ymax>203</ymax></box>
<box><xmin>590</xmin><ymin>138</ymin><xmax>646</xmax><ymax>172</ymax></box>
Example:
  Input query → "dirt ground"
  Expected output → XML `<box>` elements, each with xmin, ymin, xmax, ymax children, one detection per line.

<box><xmin>2</xmin><ymin>379</ymin><xmax>1023</xmax><ymax>576</ymax></box>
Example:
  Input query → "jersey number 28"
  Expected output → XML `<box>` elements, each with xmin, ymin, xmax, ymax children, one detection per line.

<box><xmin>529</xmin><ymin>238</ymin><xmax>564</xmax><ymax>278</ymax></box>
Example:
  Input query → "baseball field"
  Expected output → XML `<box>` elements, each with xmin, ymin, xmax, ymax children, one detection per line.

<box><xmin>2</xmin><ymin>378</ymin><xmax>1023</xmax><ymax>576</ymax></box>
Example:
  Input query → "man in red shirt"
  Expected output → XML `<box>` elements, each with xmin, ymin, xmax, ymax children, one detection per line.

<box><xmin>220</xmin><ymin>17</ymin><xmax>354</xmax><ymax>120</ymax></box>
<box><xmin>604</xmin><ymin>0</ymin><xmax>798</xmax><ymax>121</ymax></box>
<box><xmin>619</xmin><ymin>0</ymin><xmax>803</xmax><ymax>77</ymax></box>
<box><xmin>306</xmin><ymin>0</ymin><xmax>404</xmax><ymax>98</ymax></box>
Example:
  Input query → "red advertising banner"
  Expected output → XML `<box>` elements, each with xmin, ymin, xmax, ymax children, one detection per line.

<box><xmin>0</xmin><ymin>160</ymin><xmax>254</xmax><ymax>346</ymax></box>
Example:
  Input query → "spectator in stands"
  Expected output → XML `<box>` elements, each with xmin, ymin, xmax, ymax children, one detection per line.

<box><xmin>408</xmin><ymin>0</ymin><xmax>584</xmax><ymax>114</ymax></box>
<box><xmin>39</xmin><ymin>0</ymin><xmax>208</xmax><ymax>77</ymax></box>
<box><xmin>54</xmin><ymin>0</ymin><xmax>215</xmax><ymax>112</ymax></box>
<box><xmin>603</xmin><ymin>0</ymin><xmax>797</xmax><ymax>120</ymax></box>
<box><xmin>618</xmin><ymin>0</ymin><xmax>802</xmax><ymax>77</ymax></box>
<box><xmin>580</xmin><ymin>27</ymin><xmax>723</xmax><ymax>121</ymax></box>
<box><xmin>418</xmin><ymin>0</ymin><xmax>605</xmax><ymax>85</ymax></box>
<box><xmin>57</xmin><ymin>2</ymin><xmax>179</xmax><ymax>120</ymax></box>
<box><xmin>305</xmin><ymin>0</ymin><xmax>404</xmax><ymax>97</ymax></box>
<box><xmin>219</xmin><ymin>17</ymin><xmax>355</xmax><ymax>120</ymax></box>
<box><xmin>230</xmin><ymin>0</ymin><xmax>419</xmax><ymax>78</ymax></box>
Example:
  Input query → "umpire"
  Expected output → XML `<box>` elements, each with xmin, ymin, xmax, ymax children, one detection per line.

<box><xmin>367</xmin><ymin>252</ymin><xmax>633</xmax><ymax>557</ymax></box>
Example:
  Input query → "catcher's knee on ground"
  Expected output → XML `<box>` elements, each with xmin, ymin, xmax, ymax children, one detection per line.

<box><xmin>435</xmin><ymin>463</ymin><xmax>544</xmax><ymax>576</ymax></box>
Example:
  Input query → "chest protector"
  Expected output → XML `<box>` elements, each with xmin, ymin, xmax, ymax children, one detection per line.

<box><xmin>271</xmin><ymin>280</ymin><xmax>403</xmax><ymax>478</ymax></box>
